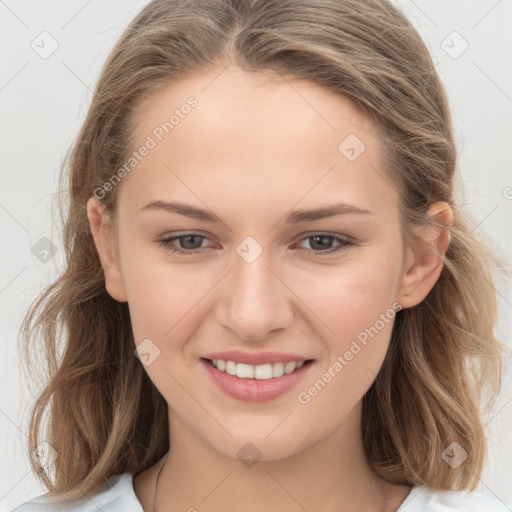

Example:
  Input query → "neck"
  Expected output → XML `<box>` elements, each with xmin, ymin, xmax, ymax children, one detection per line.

<box><xmin>148</xmin><ymin>402</ymin><xmax>412</xmax><ymax>512</ymax></box>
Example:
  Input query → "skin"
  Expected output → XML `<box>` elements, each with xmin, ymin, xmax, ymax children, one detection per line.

<box><xmin>87</xmin><ymin>65</ymin><xmax>452</xmax><ymax>512</ymax></box>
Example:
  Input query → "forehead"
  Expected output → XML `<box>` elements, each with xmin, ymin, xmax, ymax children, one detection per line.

<box><xmin>121</xmin><ymin>65</ymin><xmax>398</xmax><ymax>220</ymax></box>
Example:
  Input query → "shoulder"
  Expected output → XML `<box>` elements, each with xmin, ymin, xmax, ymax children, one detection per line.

<box><xmin>399</xmin><ymin>485</ymin><xmax>512</xmax><ymax>511</ymax></box>
<box><xmin>10</xmin><ymin>473</ymin><xmax>143</xmax><ymax>512</ymax></box>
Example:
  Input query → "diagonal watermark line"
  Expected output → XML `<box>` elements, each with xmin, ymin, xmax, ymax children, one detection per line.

<box><xmin>368</xmin><ymin>162</ymin><xmax>396</xmax><ymax>193</ymax></box>
<box><xmin>0</xmin><ymin>0</ymin><xmax>29</xmax><ymax>28</ymax></box>
<box><xmin>201</xmin><ymin>470</ymin><xmax>233</xmax><ymax>502</ymax></box>
<box><xmin>471</xmin><ymin>0</ymin><xmax>503</xmax><ymax>30</ymax></box>
<box><xmin>470</xmin><ymin>204</ymin><xmax>499</xmax><ymax>233</ymax></box>
<box><xmin>266</xmin><ymin>163</ymin><xmax>337</xmax><ymax>234</ymax></box>
<box><xmin>163</xmin><ymin>163</ymin><xmax>233</xmax><ymax>233</ymax></box>
<box><xmin>481</xmin><ymin>396</ymin><xmax>512</xmax><ymax>431</ymax></box>
<box><xmin>265</xmin><ymin>266</ymin><xmax>337</xmax><ymax>335</ymax></box>
<box><xmin>464</xmin><ymin>395</ymin><xmax>512</xmax><ymax>466</ymax></box>
<box><xmin>265</xmin><ymin>471</ymin><xmax>310</xmax><ymax>511</ymax></box>
<box><xmin>0</xmin><ymin>203</ymin><xmax>29</xmax><ymax>232</ymax></box>
<box><xmin>480</xmin><ymin>271</ymin><xmax>512</xmax><ymax>309</ymax></box>
<box><xmin>164</xmin><ymin>267</ymin><xmax>234</xmax><ymax>337</ymax></box>
<box><xmin>61</xmin><ymin>0</ymin><xmax>92</xmax><ymax>29</ymax></box>
<box><xmin>265</xmin><ymin>409</ymin><xmax>294</xmax><ymax>437</ymax></box>
<box><xmin>407</xmin><ymin>0</ymin><xmax>439</xmax><ymax>29</ymax></box>
<box><xmin>472</xmin><ymin>61</ymin><xmax>512</xmax><ymax>105</ymax></box>
<box><xmin>162</xmin><ymin>367</ymin><xmax>234</xmax><ymax>438</ymax></box>
<box><xmin>201</xmin><ymin>60</ymin><xmax>232</xmax><ymax>93</ymax></box>
<box><xmin>468</xmin><ymin>468</ymin><xmax>512</xmax><ymax>511</ymax></box>
<box><xmin>495</xmin><ymin>288</ymin><xmax>512</xmax><ymax>309</ymax></box>
<box><xmin>0</xmin><ymin>62</ymin><xmax>29</xmax><ymax>92</ymax></box>
<box><xmin>0</xmin><ymin>266</ymin><xmax>28</xmax><ymax>296</ymax></box>
<box><xmin>275</xmin><ymin>70</ymin><xmax>336</xmax><ymax>131</ymax></box>
<box><xmin>0</xmin><ymin>407</ymin><xmax>28</xmax><ymax>440</ymax></box>
<box><xmin>0</xmin><ymin>471</ymin><xmax>30</xmax><ymax>502</ymax></box>
<box><xmin>367</xmin><ymin>367</ymin><xmax>377</xmax><ymax>378</ymax></box>
<box><xmin>61</xmin><ymin>60</ymin><xmax>94</xmax><ymax>95</ymax></box>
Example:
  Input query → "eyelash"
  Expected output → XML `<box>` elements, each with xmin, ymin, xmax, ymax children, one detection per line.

<box><xmin>157</xmin><ymin>232</ymin><xmax>354</xmax><ymax>257</ymax></box>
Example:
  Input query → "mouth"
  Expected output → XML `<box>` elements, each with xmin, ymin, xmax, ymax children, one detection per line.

<box><xmin>201</xmin><ymin>357</ymin><xmax>315</xmax><ymax>379</ymax></box>
<box><xmin>200</xmin><ymin>357</ymin><xmax>316</xmax><ymax>403</ymax></box>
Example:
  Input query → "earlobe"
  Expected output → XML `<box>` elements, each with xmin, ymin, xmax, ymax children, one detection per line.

<box><xmin>397</xmin><ymin>201</ymin><xmax>453</xmax><ymax>309</ymax></box>
<box><xmin>86</xmin><ymin>196</ymin><xmax>128</xmax><ymax>302</ymax></box>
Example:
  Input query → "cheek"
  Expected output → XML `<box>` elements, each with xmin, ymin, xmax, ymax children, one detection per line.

<box><xmin>290</xmin><ymin>260</ymin><xmax>402</xmax><ymax>445</ymax></box>
<box><xmin>120</xmin><ymin>242</ymin><xmax>220</xmax><ymax>348</ymax></box>
<box><xmin>296</xmin><ymin>247</ymin><xmax>402</xmax><ymax>392</ymax></box>
<box><xmin>303</xmin><ymin>249</ymin><xmax>401</xmax><ymax>339</ymax></box>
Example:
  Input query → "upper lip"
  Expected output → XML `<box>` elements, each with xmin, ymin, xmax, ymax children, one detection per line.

<box><xmin>202</xmin><ymin>350</ymin><xmax>313</xmax><ymax>366</ymax></box>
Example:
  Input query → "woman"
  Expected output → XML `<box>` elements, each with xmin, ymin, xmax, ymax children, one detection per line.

<box><xmin>13</xmin><ymin>0</ymin><xmax>511</xmax><ymax>511</ymax></box>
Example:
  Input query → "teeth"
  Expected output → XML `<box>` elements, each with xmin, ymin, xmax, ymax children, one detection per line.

<box><xmin>255</xmin><ymin>363</ymin><xmax>273</xmax><ymax>379</ymax></box>
<box><xmin>236</xmin><ymin>363</ymin><xmax>254</xmax><ymax>379</ymax></box>
<box><xmin>272</xmin><ymin>362</ymin><xmax>284</xmax><ymax>378</ymax></box>
<box><xmin>209</xmin><ymin>359</ymin><xmax>307</xmax><ymax>379</ymax></box>
<box><xmin>226</xmin><ymin>360</ymin><xmax>236</xmax><ymax>375</ymax></box>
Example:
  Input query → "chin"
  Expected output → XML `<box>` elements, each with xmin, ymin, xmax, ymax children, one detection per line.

<box><xmin>209</xmin><ymin>429</ymin><xmax>311</xmax><ymax>465</ymax></box>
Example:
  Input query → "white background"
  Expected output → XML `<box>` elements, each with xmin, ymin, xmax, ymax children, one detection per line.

<box><xmin>1</xmin><ymin>0</ymin><xmax>511</xmax><ymax>510</ymax></box>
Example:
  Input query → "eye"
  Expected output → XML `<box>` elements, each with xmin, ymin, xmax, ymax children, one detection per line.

<box><xmin>295</xmin><ymin>233</ymin><xmax>353</xmax><ymax>256</ymax></box>
<box><xmin>157</xmin><ymin>231</ymin><xmax>354</xmax><ymax>256</ymax></box>
<box><xmin>158</xmin><ymin>232</ymin><xmax>213</xmax><ymax>254</ymax></box>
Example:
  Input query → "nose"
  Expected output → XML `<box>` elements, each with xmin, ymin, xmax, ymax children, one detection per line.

<box><xmin>215</xmin><ymin>249</ymin><xmax>294</xmax><ymax>342</ymax></box>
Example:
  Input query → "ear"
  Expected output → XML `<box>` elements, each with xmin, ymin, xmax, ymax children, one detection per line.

<box><xmin>397</xmin><ymin>201</ymin><xmax>453</xmax><ymax>309</ymax></box>
<box><xmin>87</xmin><ymin>196</ymin><xmax>128</xmax><ymax>302</ymax></box>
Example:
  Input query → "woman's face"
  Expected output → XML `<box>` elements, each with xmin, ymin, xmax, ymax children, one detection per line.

<box><xmin>89</xmin><ymin>65</ymin><xmax>442</xmax><ymax>461</ymax></box>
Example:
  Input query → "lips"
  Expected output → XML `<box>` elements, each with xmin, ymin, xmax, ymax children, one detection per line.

<box><xmin>200</xmin><ymin>351</ymin><xmax>316</xmax><ymax>402</ymax></box>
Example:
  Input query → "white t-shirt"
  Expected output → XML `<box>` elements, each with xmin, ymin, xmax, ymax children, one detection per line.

<box><xmin>10</xmin><ymin>472</ymin><xmax>512</xmax><ymax>511</ymax></box>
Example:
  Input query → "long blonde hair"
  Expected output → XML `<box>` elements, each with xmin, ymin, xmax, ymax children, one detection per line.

<box><xmin>21</xmin><ymin>0</ymin><xmax>507</xmax><ymax>500</ymax></box>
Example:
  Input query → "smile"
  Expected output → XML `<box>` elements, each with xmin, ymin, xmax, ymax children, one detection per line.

<box><xmin>201</xmin><ymin>358</ymin><xmax>315</xmax><ymax>402</ymax></box>
<box><xmin>207</xmin><ymin>358</ymin><xmax>310</xmax><ymax>379</ymax></box>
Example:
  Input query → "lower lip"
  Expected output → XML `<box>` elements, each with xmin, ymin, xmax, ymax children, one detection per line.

<box><xmin>201</xmin><ymin>358</ymin><xmax>315</xmax><ymax>403</ymax></box>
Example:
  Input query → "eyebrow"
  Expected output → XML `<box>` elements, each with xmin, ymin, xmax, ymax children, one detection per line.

<box><xmin>140</xmin><ymin>200</ymin><xmax>373</xmax><ymax>224</ymax></box>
